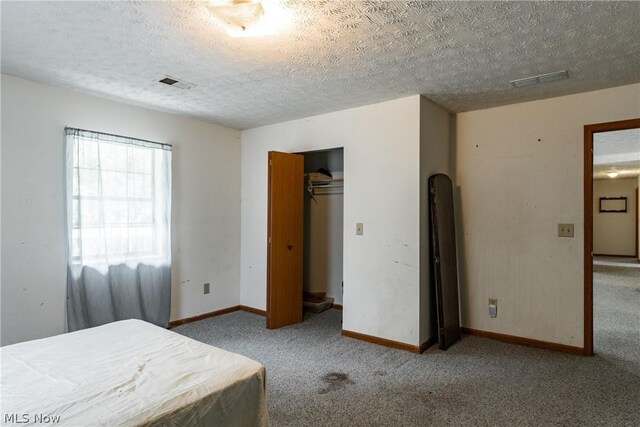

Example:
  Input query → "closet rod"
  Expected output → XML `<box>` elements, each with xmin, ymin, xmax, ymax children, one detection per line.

<box><xmin>309</xmin><ymin>184</ymin><xmax>343</xmax><ymax>189</ymax></box>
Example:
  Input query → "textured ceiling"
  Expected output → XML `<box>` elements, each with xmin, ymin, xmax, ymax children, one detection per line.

<box><xmin>2</xmin><ymin>1</ymin><xmax>639</xmax><ymax>129</ymax></box>
<box><xmin>594</xmin><ymin>129</ymin><xmax>640</xmax><ymax>180</ymax></box>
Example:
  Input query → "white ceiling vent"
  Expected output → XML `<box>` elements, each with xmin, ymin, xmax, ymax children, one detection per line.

<box><xmin>158</xmin><ymin>76</ymin><xmax>196</xmax><ymax>90</ymax></box>
<box><xmin>510</xmin><ymin>70</ymin><xmax>569</xmax><ymax>88</ymax></box>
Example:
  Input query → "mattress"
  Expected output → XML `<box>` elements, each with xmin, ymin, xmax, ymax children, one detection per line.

<box><xmin>0</xmin><ymin>320</ymin><xmax>269</xmax><ymax>426</ymax></box>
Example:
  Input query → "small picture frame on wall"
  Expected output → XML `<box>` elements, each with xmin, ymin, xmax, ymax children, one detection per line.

<box><xmin>599</xmin><ymin>196</ymin><xmax>627</xmax><ymax>213</ymax></box>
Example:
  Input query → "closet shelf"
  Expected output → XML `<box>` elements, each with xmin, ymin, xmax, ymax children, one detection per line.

<box><xmin>305</xmin><ymin>171</ymin><xmax>343</xmax><ymax>196</ymax></box>
<box><xmin>306</xmin><ymin>180</ymin><xmax>343</xmax><ymax>196</ymax></box>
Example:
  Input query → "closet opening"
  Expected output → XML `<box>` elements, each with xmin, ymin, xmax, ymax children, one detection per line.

<box><xmin>300</xmin><ymin>148</ymin><xmax>344</xmax><ymax>318</ymax></box>
<box><xmin>265</xmin><ymin>148</ymin><xmax>343</xmax><ymax>329</ymax></box>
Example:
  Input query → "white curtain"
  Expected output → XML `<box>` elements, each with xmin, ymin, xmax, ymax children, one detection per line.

<box><xmin>65</xmin><ymin>128</ymin><xmax>172</xmax><ymax>331</ymax></box>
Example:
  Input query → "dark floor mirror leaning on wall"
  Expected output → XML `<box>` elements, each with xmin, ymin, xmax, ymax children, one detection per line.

<box><xmin>429</xmin><ymin>173</ymin><xmax>461</xmax><ymax>350</ymax></box>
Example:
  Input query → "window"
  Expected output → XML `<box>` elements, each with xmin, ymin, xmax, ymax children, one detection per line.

<box><xmin>65</xmin><ymin>128</ymin><xmax>171</xmax><ymax>269</ymax></box>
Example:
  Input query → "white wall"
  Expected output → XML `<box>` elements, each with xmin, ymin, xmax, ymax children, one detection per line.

<box><xmin>419</xmin><ymin>96</ymin><xmax>451</xmax><ymax>344</ymax></box>
<box><xmin>593</xmin><ymin>179</ymin><xmax>637</xmax><ymax>256</ymax></box>
<box><xmin>456</xmin><ymin>83</ymin><xmax>640</xmax><ymax>347</ymax></box>
<box><xmin>1</xmin><ymin>75</ymin><xmax>242</xmax><ymax>345</ymax></box>
<box><xmin>241</xmin><ymin>96</ymin><xmax>423</xmax><ymax>346</ymax></box>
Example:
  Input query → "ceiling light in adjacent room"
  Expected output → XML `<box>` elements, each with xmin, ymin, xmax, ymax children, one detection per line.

<box><xmin>606</xmin><ymin>170</ymin><xmax>620</xmax><ymax>178</ymax></box>
<box><xmin>510</xmin><ymin>70</ymin><xmax>569</xmax><ymax>88</ymax></box>
<box><xmin>207</xmin><ymin>0</ymin><xmax>292</xmax><ymax>37</ymax></box>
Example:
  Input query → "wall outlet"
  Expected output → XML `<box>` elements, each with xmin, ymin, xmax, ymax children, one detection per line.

<box><xmin>558</xmin><ymin>223</ymin><xmax>574</xmax><ymax>237</ymax></box>
<box><xmin>489</xmin><ymin>298</ymin><xmax>497</xmax><ymax>318</ymax></box>
<box><xmin>203</xmin><ymin>282</ymin><xmax>210</xmax><ymax>295</ymax></box>
<box><xmin>356</xmin><ymin>223</ymin><xmax>364</xmax><ymax>235</ymax></box>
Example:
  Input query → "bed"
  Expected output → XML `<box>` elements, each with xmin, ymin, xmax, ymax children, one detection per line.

<box><xmin>0</xmin><ymin>319</ymin><xmax>269</xmax><ymax>426</ymax></box>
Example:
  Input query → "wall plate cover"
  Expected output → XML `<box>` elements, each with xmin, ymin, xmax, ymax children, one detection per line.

<box><xmin>489</xmin><ymin>298</ymin><xmax>497</xmax><ymax>318</ymax></box>
<box><xmin>558</xmin><ymin>223</ymin><xmax>574</xmax><ymax>237</ymax></box>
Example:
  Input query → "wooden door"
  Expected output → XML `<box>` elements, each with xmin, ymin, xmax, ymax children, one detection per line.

<box><xmin>267</xmin><ymin>151</ymin><xmax>304</xmax><ymax>329</ymax></box>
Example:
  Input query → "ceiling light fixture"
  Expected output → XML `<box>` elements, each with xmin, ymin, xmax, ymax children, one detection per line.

<box><xmin>206</xmin><ymin>0</ymin><xmax>293</xmax><ymax>37</ymax></box>
<box><xmin>510</xmin><ymin>70</ymin><xmax>569</xmax><ymax>88</ymax></box>
<box><xmin>207</xmin><ymin>0</ymin><xmax>264</xmax><ymax>31</ymax></box>
<box><xmin>606</xmin><ymin>170</ymin><xmax>620</xmax><ymax>178</ymax></box>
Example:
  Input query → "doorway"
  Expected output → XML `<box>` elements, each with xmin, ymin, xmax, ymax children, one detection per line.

<box><xmin>266</xmin><ymin>148</ymin><xmax>344</xmax><ymax>329</ymax></box>
<box><xmin>302</xmin><ymin>148</ymin><xmax>344</xmax><ymax>314</ymax></box>
<box><xmin>584</xmin><ymin>118</ymin><xmax>640</xmax><ymax>356</ymax></box>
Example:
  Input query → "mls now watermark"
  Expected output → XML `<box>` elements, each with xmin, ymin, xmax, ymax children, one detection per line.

<box><xmin>4</xmin><ymin>413</ymin><xmax>62</xmax><ymax>424</ymax></box>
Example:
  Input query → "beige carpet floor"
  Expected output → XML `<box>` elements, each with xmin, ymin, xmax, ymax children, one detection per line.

<box><xmin>175</xmin><ymin>265</ymin><xmax>640</xmax><ymax>426</ymax></box>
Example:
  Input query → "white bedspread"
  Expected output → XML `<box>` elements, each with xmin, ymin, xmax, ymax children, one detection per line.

<box><xmin>0</xmin><ymin>320</ymin><xmax>269</xmax><ymax>426</ymax></box>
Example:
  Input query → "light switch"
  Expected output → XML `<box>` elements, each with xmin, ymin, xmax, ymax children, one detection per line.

<box><xmin>356</xmin><ymin>223</ymin><xmax>364</xmax><ymax>235</ymax></box>
<box><xmin>558</xmin><ymin>223</ymin><xmax>574</xmax><ymax>238</ymax></box>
